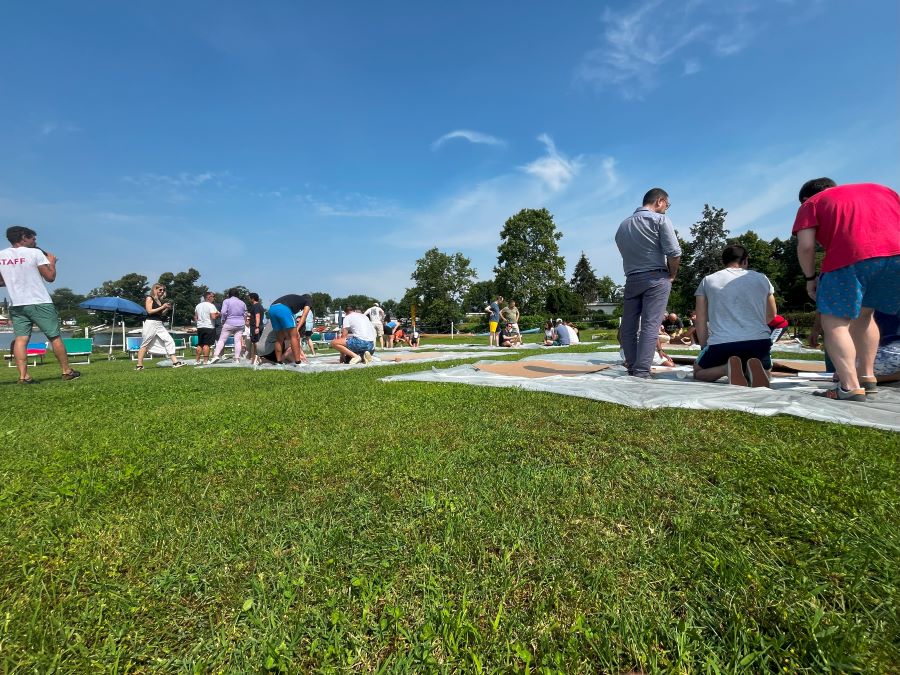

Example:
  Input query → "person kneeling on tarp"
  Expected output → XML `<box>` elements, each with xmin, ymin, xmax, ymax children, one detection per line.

<box><xmin>330</xmin><ymin>305</ymin><xmax>376</xmax><ymax>365</ymax></box>
<box><xmin>693</xmin><ymin>244</ymin><xmax>778</xmax><ymax>387</ymax></box>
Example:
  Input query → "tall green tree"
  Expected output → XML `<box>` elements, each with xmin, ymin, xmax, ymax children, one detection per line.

<box><xmin>309</xmin><ymin>292</ymin><xmax>332</xmax><ymax>318</ymax></box>
<box><xmin>569</xmin><ymin>252</ymin><xmax>600</xmax><ymax>304</ymax></box>
<box><xmin>689</xmin><ymin>205</ymin><xmax>730</xmax><ymax>282</ymax></box>
<box><xmin>89</xmin><ymin>273</ymin><xmax>149</xmax><ymax>303</ymax></box>
<box><xmin>728</xmin><ymin>230</ymin><xmax>775</xmax><ymax>278</ymax></box>
<box><xmin>333</xmin><ymin>294</ymin><xmax>379</xmax><ymax>310</ymax></box>
<box><xmin>669</xmin><ymin>206</ymin><xmax>729</xmax><ymax>313</ymax></box>
<box><xmin>157</xmin><ymin>268</ymin><xmax>208</xmax><ymax>325</ymax></box>
<box><xmin>494</xmin><ymin>208</ymin><xmax>565</xmax><ymax>312</ymax></box>
<box><xmin>545</xmin><ymin>285</ymin><xmax>585</xmax><ymax>317</ymax></box>
<box><xmin>50</xmin><ymin>287</ymin><xmax>86</xmax><ymax>318</ymax></box>
<box><xmin>405</xmin><ymin>247</ymin><xmax>477</xmax><ymax>330</ymax></box>
<box><xmin>769</xmin><ymin>237</ymin><xmax>817</xmax><ymax>312</ymax></box>
<box><xmin>380</xmin><ymin>298</ymin><xmax>399</xmax><ymax>319</ymax></box>
<box><xmin>463</xmin><ymin>280</ymin><xmax>497</xmax><ymax>313</ymax></box>
<box><xmin>595</xmin><ymin>275</ymin><xmax>622</xmax><ymax>303</ymax></box>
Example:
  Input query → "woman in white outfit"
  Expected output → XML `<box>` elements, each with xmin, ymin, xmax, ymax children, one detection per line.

<box><xmin>136</xmin><ymin>284</ymin><xmax>184</xmax><ymax>370</ymax></box>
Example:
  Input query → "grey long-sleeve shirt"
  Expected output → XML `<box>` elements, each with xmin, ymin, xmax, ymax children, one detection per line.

<box><xmin>615</xmin><ymin>207</ymin><xmax>681</xmax><ymax>276</ymax></box>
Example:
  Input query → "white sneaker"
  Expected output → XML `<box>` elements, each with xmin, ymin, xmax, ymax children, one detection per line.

<box><xmin>363</xmin><ymin>351</ymin><xmax>372</xmax><ymax>365</ymax></box>
<box><xmin>349</xmin><ymin>354</ymin><xmax>362</xmax><ymax>365</ymax></box>
<box><xmin>209</xmin><ymin>356</ymin><xmax>221</xmax><ymax>365</ymax></box>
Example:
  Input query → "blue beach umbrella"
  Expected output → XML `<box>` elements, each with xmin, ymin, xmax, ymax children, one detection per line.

<box><xmin>79</xmin><ymin>296</ymin><xmax>147</xmax><ymax>358</ymax></box>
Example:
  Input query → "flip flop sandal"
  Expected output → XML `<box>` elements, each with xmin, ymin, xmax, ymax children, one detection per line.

<box><xmin>18</xmin><ymin>378</ymin><xmax>39</xmax><ymax>385</ymax></box>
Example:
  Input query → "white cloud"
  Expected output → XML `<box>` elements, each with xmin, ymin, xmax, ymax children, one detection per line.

<box><xmin>299</xmin><ymin>192</ymin><xmax>401</xmax><ymax>218</ymax></box>
<box><xmin>431</xmin><ymin>129</ymin><xmax>506</xmax><ymax>150</ymax></box>
<box><xmin>521</xmin><ymin>134</ymin><xmax>583</xmax><ymax>191</ymax></box>
<box><xmin>383</xmin><ymin>136</ymin><xmax>620</xmax><ymax>269</ymax></box>
<box><xmin>683</xmin><ymin>59</ymin><xmax>701</xmax><ymax>76</ymax></box>
<box><xmin>576</xmin><ymin>0</ymin><xmax>805</xmax><ymax>98</ymax></box>
<box><xmin>39</xmin><ymin>121</ymin><xmax>81</xmax><ymax>137</ymax></box>
<box><xmin>123</xmin><ymin>171</ymin><xmax>223</xmax><ymax>189</ymax></box>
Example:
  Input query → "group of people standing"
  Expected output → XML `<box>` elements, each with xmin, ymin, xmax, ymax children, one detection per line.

<box><xmin>135</xmin><ymin>293</ymin><xmax>420</xmax><ymax>370</ymax></box>
<box><xmin>616</xmin><ymin>181</ymin><xmax>900</xmax><ymax>401</ymax></box>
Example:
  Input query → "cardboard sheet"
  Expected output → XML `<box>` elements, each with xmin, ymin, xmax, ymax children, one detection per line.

<box><xmin>474</xmin><ymin>360</ymin><xmax>609</xmax><ymax>378</ymax></box>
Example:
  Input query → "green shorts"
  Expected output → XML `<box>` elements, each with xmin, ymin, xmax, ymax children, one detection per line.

<box><xmin>11</xmin><ymin>303</ymin><xmax>61</xmax><ymax>339</ymax></box>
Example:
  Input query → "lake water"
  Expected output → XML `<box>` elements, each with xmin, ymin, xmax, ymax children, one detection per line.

<box><xmin>0</xmin><ymin>330</ymin><xmax>187</xmax><ymax>350</ymax></box>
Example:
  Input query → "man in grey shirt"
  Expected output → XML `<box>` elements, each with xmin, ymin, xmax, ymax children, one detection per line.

<box><xmin>615</xmin><ymin>188</ymin><xmax>681</xmax><ymax>378</ymax></box>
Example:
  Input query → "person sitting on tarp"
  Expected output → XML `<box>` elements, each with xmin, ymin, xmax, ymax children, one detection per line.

<box><xmin>553</xmin><ymin>319</ymin><xmax>572</xmax><ymax>346</ymax></box>
<box><xmin>499</xmin><ymin>322</ymin><xmax>521</xmax><ymax>347</ymax></box>
<box><xmin>693</xmin><ymin>244</ymin><xmax>778</xmax><ymax>387</ymax></box>
<box><xmin>662</xmin><ymin>313</ymin><xmax>683</xmax><ymax>338</ymax></box>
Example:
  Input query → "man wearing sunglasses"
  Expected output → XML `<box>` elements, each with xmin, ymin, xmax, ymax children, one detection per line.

<box><xmin>0</xmin><ymin>226</ymin><xmax>81</xmax><ymax>384</ymax></box>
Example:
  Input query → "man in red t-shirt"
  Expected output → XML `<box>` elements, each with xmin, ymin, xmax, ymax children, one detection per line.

<box><xmin>792</xmin><ymin>178</ymin><xmax>900</xmax><ymax>401</ymax></box>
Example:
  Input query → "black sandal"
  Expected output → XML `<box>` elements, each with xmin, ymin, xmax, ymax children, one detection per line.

<box><xmin>18</xmin><ymin>377</ymin><xmax>39</xmax><ymax>385</ymax></box>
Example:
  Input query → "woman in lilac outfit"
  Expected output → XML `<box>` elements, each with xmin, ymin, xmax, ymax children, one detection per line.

<box><xmin>210</xmin><ymin>288</ymin><xmax>247</xmax><ymax>364</ymax></box>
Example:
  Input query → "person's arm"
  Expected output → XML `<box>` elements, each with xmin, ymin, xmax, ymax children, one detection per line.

<box><xmin>694</xmin><ymin>295</ymin><xmax>708</xmax><ymax>347</ymax></box>
<box><xmin>809</xmin><ymin>312</ymin><xmax>822</xmax><ymax>349</ymax></box>
<box><xmin>296</xmin><ymin>307</ymin><xmax>310</xmax><ymax>331</ymax></box>
<box><xmin>765</xmin><ymin>294</ymin><xmax>777</xmax><ymax>323</ymax></box>
<box><xmin>666</xmin><ymin>256</ymin><xmax>681</xmax><ymax>282</ymax></box>
<box><xmin>796</xmin><ymin>228</ymin><xmax>818</xmax><ymax>300</ymax></box>
<box><xmin>210</xmin><ymin>305</ymin><xmax>220</xmax><ymax>320</ymax></box>
<box><xmin>38</xmin><ymin>252</ymin><xmax>58</xmax><ymax>283</ymax></box>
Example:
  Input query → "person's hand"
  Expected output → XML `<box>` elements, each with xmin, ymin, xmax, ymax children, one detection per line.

<box><xmin>806</xmin><ymin>278</ymin><xmax>818</xmax><ymax>301</ymax></box>
<box><xmin>45</xmin><ymin>252</ymin><xmax>57</xmax><ymax>264</ymax></box>
<box><xmin>808</xmin><ymin>325</ymin><xmax>821</xmax><ymax>349</ymax></box>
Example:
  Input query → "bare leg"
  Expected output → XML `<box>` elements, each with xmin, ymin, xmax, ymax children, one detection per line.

<box><xmin>849</xmin><ymin>308</ymin><xmax>878</xmax><ymax>379</ymax></box>
<box><xmin>821</xmin><ymin>313</ymin><xmax>863</xmax><ymax>391</ymax></box>
<box><xmin>693</xmin><ymin>363</ymin><xmax>728</xmax><ymax>382</ymax></box>
<box><xmin>47</xmin><ymin>336</ymin><xmax>74</xmax><ymax>375</ymax></box>
<box><xmin>13</xmin><ymin>336</ymin><xmax>29</xmax><ymax>380</ymax></box>
<box><xmin>330</xmin><ymin>337</ymin><xmax>355</xmax><ymax>360</ymax></box>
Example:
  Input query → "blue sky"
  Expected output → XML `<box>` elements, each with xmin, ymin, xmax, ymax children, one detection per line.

<box><xmin>1</xmin><ymin>0</ymin><xmax>898</xmax><ymax>304</ymax></box>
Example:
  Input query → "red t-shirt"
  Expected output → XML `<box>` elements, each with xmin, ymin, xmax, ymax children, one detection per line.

<box><xmin>792</xmin><ymin>183</ymin><xmax>900</xmax><ymax>273</ymax></box>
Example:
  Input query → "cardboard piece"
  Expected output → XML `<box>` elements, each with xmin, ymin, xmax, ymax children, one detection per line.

<box><xmin>772</xmin><ymin>359</ymin><xmax>827</xmax><ymax>373</ymax></box>
<box><xmin>474</xmin><ymin>360</ymin><xmax>610</xmax><ymax>378</ymax></box>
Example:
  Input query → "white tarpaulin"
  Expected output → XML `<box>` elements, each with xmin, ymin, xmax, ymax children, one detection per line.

<box><xmin>381</xmin><ymin>352</ymin><xmax>900</xmax><ymax>433</ymax></box>
<box><xmin>156</xmin><ymin>349</ymin><xmax>492</xmax><ymax>372</ymax></box>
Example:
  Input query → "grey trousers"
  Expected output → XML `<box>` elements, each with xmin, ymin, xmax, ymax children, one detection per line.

<box><xmin>620</xmin><ymin>270</ymin><xmax>672</xmax><ymax>378</ymax></box>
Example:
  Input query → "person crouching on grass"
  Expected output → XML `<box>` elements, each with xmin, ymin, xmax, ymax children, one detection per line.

<box><xmin>330</xmin><ymin>305</ymin><xmax>376</xmax><ymax>364</ymax></box>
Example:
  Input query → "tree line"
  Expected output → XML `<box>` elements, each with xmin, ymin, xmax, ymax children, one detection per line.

<box><xmin>46</xmin><ymin>204</ymin><xmax>816</xmax><ymax>331</ymax></box>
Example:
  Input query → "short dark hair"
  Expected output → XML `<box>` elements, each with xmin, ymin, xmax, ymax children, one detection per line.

<box><xmin>227</xmin><ymin>287</ymin><xmax>239</xmax><ymax>298</ymax></box>
<box><xmin>798</xmin><ymin>178</ymin><xmax>837</xmax><ymax>203</ymax></box>
<box><xmin>642</xmin><ymin>188</ymin><xmax>669</xmax><ymax>206</ymax></box>
<box><xmin>721</xmin><ymin>244</ymin><xmax>749</xmax><ymax>266</ymax></box>
<box><xmin>6</xmin><ymin>226</ymin><xmax>36</xmax><ymax>245</ymax></box>
<box><xmin>344</xmin><ymin>304</ymin><xmax>357</xmax><ymax>312</ymax></box>
<box><xmin>249</xmin><ymin>292</ymin><xmax>260</xmax><ymax>302</ymax></box>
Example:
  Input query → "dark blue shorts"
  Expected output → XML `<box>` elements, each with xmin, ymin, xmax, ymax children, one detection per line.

<box><xmin>696</xmin><ymin>339</ymin><xmax>772</xmax><ymax>370</ymax></box>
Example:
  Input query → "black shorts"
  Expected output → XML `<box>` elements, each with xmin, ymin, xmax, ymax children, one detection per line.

<box><xmin>197</xmin><ymin>327</ymin><xmax>216</xmax><ymax>347</ymax></box>
<box><xmin>696</xmin><ymin>339</ymin><xmax>772</xmax><ymax>370</ymax></box>
<box><xmin>304</xmin><ymin>330</ymin><xmax>313</xmax><ymax>337</ymax></box>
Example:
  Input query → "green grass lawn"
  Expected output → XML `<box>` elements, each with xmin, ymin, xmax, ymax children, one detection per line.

<box><xmin>1</xmin><ymin>346</ymin><xmax>898</xmax><ymax>672</ymax></box>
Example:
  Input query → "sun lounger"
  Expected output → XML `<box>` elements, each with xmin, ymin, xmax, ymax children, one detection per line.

<box><xmin>128</xmin><ymin>335</ymin><xmax>187</xmax><ymax>360</ymax></box>
<box><xmin>4</xmin><ymin>342</ymin><xmax>47</xmax><ymax>367</ymax></box>
<box><xmin>62</xmin><ymin>337</ymin><xmax>93</xmax><ymax>365</ymax></box>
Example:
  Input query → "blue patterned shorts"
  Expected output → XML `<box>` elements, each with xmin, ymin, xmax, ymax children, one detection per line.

<box><xmin>817</xmin><ymin>255</ymin><xmax>900</xmax><ymax>319</ymax></box>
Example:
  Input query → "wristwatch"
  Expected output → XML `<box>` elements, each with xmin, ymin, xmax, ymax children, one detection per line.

<box><xmin>804</xmin><ymin>273</ymin><xmax>818</xmax><ymax>281</ymax></box>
